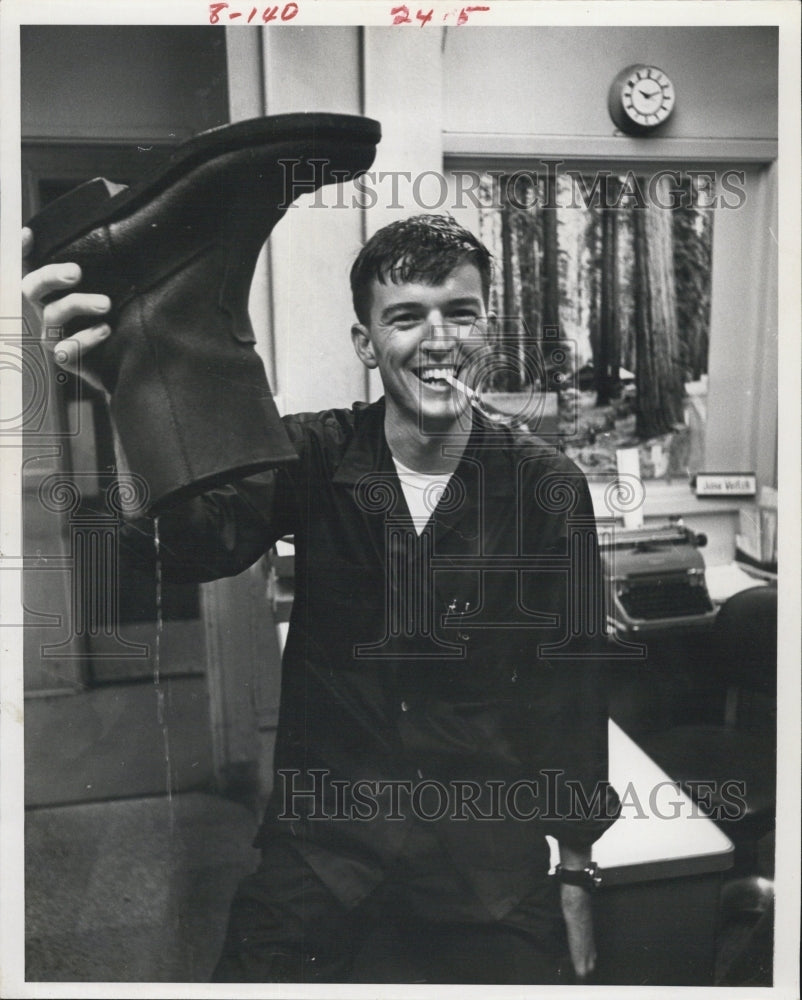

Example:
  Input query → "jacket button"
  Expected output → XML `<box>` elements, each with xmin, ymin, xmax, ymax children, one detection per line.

<box><xmin>401</xmin><ymin>700</ymin><xmax>409</xmax><ymax>712</ymax></box>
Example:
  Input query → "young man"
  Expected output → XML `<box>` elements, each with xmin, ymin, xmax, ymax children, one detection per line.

<box><xmin>23</xmin><ymin>214</ymin><xmax>618</xmax><ymax>984</ymax></box>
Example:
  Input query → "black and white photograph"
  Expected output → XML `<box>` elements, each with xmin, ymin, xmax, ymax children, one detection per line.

<box><xmin>0</xmin><ymin>1</ymin><xmax>799</xmax><ymax>996</ymax></box>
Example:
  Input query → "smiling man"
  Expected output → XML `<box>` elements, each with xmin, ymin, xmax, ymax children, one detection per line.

<box><xmin>23</xmin><ymin>213</ymin><xmax>619</xmax><ymax>984</ymax></box>
<box><xmin>349</xmin><ymin>224</ymin><xmax>489</xmax><ymax>462</ymax></box>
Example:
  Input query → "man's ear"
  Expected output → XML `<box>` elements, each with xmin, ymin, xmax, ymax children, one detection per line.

<box><xmin>351</xmin><ymin>323</ymin><xmax>378</xmax><ymax>369</ymax></box>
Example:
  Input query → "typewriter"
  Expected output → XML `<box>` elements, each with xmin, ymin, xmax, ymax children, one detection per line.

<box><xmin>599</xmin><ymin>521</ymin><xmax>717</xmax><ymax>636</ymax></box>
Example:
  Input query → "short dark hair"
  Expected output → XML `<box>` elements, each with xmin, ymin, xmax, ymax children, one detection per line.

<box><xmin>350</xmin><ymin>214</ymin><xmax>493</xmax><ymax>325</ymax></box>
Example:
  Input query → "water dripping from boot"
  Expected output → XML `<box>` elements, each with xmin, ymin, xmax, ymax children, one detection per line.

<box><xmin>153</xmin><ymin>516</ymin><xmax>174</xmax><ymax>829</ymax></box>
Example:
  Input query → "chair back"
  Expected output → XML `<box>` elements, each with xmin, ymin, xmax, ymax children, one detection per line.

<box><xmin>713</xmin><ymin>585</ymin><xmax>777</xmax><ymax>699</ymax></box>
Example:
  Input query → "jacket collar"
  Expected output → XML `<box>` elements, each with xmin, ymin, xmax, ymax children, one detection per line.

<box><xmin>331</xmin><ymin>396</ymin><xmax>520</xmax><ymax>497</ymax></box>
<box><xmin>331</xmin><ymin>398</ymin><xmax>391</xmax><ymax>485</ymax></box>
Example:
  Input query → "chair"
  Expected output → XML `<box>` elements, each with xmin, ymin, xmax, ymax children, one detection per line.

<box><xmin>639</xmin><ymin>585</ymin><xmax>777</xmax><ymax>873</ymax></box>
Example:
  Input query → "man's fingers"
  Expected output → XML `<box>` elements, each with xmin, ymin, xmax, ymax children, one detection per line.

<box><xmin>21</xmin><ymin>261</ymin><xmax>82</xmax><ymax>304</ymax></box>
<box><xmin>52</xmin><ymin>324</ymin><xmax>111</xmax><ymax>372</ymax></box>
<box><xmin>41</xmin><ymin>292</ymin><xmax>111</xmax><ymax>336</ymax></box>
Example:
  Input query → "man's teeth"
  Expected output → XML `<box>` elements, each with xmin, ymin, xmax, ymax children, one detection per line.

<box><xmin>419</xmin><ymin>368</ymin><xmax>454</xmax><ymax>383</ymax></box>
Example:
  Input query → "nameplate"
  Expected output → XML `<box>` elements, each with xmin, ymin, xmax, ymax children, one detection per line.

<box><xmin>693</xmin><ymin>472</ymin><xmax>757</xmax><ymax>497</ymax></box>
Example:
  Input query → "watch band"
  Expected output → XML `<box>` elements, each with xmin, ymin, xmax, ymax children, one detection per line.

<box><xmin>553</xmin><ymin>862</ymin><xmax>602</xmax><ymax>890</ymax></box>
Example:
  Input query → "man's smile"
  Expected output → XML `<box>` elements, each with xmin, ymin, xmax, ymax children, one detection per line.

<box><xmin>413</xmin><ymin>364</ymin><xmax>457</xmax><ymax>388</ymax></box>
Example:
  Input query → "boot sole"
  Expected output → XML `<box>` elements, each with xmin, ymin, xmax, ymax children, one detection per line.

<box><xmin>27</xmin><ymin>111</ymin><xmax>381</xmax><ymax>266</ymax></box>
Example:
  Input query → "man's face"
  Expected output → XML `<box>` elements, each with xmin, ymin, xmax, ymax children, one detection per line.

<box><xmin>351</xmin><ymin>261</ymin><xmax>490</xmax><ymax>431</ymax></box>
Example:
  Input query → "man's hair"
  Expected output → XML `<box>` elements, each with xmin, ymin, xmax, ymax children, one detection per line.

<box><xmin>350</xmin><ymin>214</ymin><xmax>493</xmax><ymax>325</ymax></box>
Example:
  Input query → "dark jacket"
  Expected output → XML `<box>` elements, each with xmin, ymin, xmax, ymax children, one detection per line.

<box><xmin>126</xmin><ymin>398</ymin><xmax>619</xmax><ymax>916</ymax></box>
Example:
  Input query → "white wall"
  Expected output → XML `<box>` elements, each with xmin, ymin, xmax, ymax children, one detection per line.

<box><xmin>260</xmin><ymin>28</ymin><xmax>367</xmax><ymax>414</ymax></box>
<box><xmin>442</xmin><ymin>27</ymin><xmax>778</xmax><ymax>141</ymax></box>
<box><xmin>706</xmin><ymin>163</ymin><xmax>777</xmax><ymax>483</ymax></box>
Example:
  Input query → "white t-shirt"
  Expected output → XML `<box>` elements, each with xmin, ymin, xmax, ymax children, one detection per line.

<box><xmin>391</xmin><ymin>456</ymin><xmax>453</xmax><ymax>535</ymax></box>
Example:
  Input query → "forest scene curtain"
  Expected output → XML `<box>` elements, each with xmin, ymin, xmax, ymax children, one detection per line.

<box><xmin>477</xmin><ymin>169</ymin><xmax>713</xmax><ymax>480</ymax></box>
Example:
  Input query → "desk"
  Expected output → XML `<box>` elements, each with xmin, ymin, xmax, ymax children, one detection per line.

<box><xmin>548</xmin><ymin>719</ymin><xmax>734</xmax><ymax>984</ymax></box>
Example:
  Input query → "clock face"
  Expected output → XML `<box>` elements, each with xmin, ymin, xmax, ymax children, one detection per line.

<box><xmin>609</xmin><ymin>64</ymin><xmax>676</xmax><ymax>133</ymax></box>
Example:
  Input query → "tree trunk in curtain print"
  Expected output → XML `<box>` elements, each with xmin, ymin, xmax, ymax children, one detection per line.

<box><xmin>597</xmin><ymin>204</ymin><xmax>621</xmax><ymax>405</ymax></box>
<box><xmin>513</xmin><ymin>196</ymin><xmax>540</xmax><ymax>390</ymax></box>
<box><xmin>539</xmin><ymin>171</ymin><xmax>564</xmax><ymax>392</ymax></box>
<box><xmin>500</xmin><ymin>194</ymin><xmax>521</xmax><ymax>390</ymax></box>
<box><xmin>633</xmin><ymin>175</ymin><xmax>685</xmax><ymax>438</ymax></box>
<box><xmin>540</xmin><ymin>178</ymin><xmax>560</xmax><ymax>332</ymax></box>
<box><xmin>673</xmin><ymin>194</ymin><xmax>712</xmax><ymax>382</ymax></box>
<box><xmin>585</xmin><ymin>205</ymin><xmax>602</xmax><ymax>387</ymax></box>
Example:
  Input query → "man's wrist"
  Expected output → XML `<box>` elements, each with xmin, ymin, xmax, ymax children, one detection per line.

<box><xmin>553</xmin><ymin>861</ymin><xmax>602</xmax><ymax>891</ymax></box>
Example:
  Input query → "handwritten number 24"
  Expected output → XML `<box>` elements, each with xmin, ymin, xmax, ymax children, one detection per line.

<box><xmin>390</xmin><ymin>5</ymin><xmax>488</xmax><ymax>25</ymax></box>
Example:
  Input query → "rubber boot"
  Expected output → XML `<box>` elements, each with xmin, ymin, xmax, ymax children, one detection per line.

<box><xmin>26</xmin><ymin>112</ymin><xmax>381</xmax><ymax>514</ymax></box>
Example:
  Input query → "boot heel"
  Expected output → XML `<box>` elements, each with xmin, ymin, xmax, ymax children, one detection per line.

<box><xmin>28</xmin><ymin>178</ymin><xmax>129</xmax><ymax>263</ymax></box>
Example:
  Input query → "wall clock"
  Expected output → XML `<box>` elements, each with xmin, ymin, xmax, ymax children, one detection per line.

<box><xmin>608</xmin><ymin>64</ymin><xmax>676</xmax><ymax>134</ymax></box>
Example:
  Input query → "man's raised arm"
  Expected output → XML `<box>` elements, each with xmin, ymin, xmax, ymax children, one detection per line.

<box><xmin>23</xmin><ymin>227</ymin><xmax>299</xmax><ymax>585</ymax></box>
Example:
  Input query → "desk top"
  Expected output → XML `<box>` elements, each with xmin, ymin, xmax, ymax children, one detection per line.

<box><xmin>548</xmin><ymin>719</ymin><xmax>734</xmax><ymax>887</ymax></box>
<box><xmin>704</xmin><ymin>560</ymin><xmax>768</xmax><ymax>604</ymax></box>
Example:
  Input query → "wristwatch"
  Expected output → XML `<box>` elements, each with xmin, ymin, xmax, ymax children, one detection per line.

<box><xmin>553</xmin><ymin>862</ymin><xmax>602</xmax><ymax>891</ymax></box>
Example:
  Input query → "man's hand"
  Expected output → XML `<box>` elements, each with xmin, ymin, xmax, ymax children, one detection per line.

<box><xmin>560</xmin><ymin>881</ymin><xmax>597</xmax><ymax>981</ymax></box>
<box><xmin>22</xmin><ymin>226</ymin><xmax>112</xmax><ymax>393</ymax></box>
